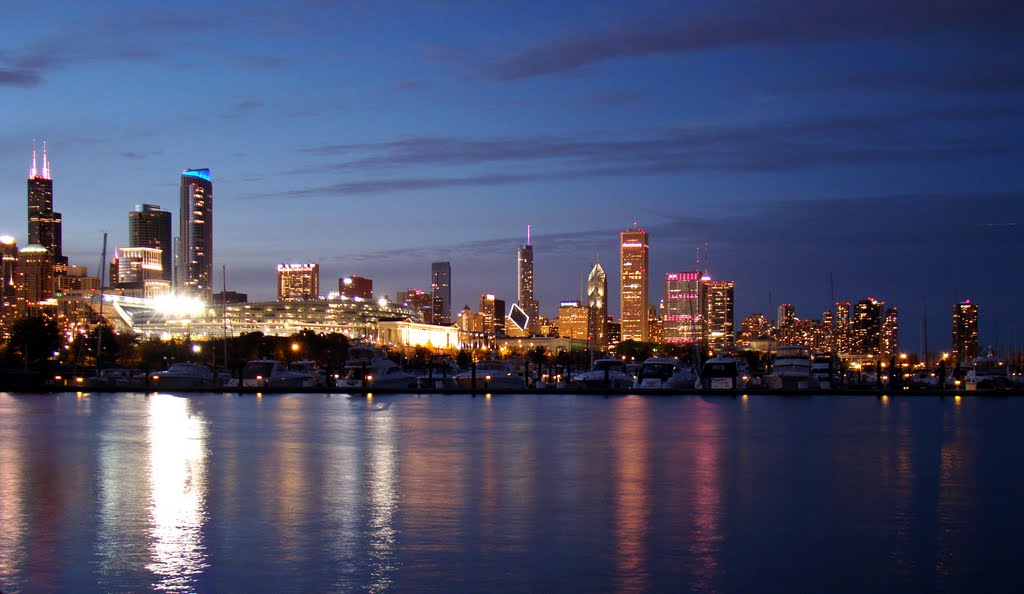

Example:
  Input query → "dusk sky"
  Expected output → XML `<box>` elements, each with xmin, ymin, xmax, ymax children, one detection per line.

<box><xmin>2</xmin><ymin>0</ymin><xmax>1021</xmax><ymax>353</ymax></box>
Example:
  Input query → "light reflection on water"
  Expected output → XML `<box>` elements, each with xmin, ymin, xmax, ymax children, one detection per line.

<box><xmin>0</xmin><ymin>393</ymin><xmax>1022</xmax><ymax>592</ymax></box>
<box><xmin>146</xmin><ymin>394</ymin><xmax>209</xmax><ymax>591</ymax></box>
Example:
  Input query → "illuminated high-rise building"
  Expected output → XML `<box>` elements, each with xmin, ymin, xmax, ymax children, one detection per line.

<box><xmin>834</xmin><ymin>301</ymin><xmax>852</xmax><ymax>353</ymax></box>
<box><xmin>738</xmin><ymin>313</ymin><xmax>771</xmax><ymax>346</ymax></box>
<box><xmin>27</xmin><ymin>142</ymin><xmax>67</xmax><ymax>276</ymax></box>
<box><xmin>479</xmin><ymin>294</ymin><xmax>505</xmax><ymax>336</ymax></box>
<box><xmin>398</xmin><ymin>288</ymin><xmax>433</xmax><ymax>323</ymax></box>
<box><xmin>114</xmin><ymin>247</ymin><xmax>169</xmax><ymax>299</ymax></box>
<box><xmin>431</xmin><ymin>261</ymin><xmax>451</xmax><ymax>325</ymax></box>
<box><xmin>558</xmin><ymin>300</ymin><xmax>590</xmax><ymax>340</ymax></box>
<box><xmin>0</xmin><ymin>236</ymin><xmax>19</xmax><ymax>335</ymax></box>
<box><xmin>663</xmin><ymin>271</ymin><xmax>700</xmax><ymax>344</ymax></box>
<box><xmin>881</xmin><ymin>306</ymin><xmax>899</xmax><ymax>358</ymax></box>
<box><xmin>587</xmin><ymin>261</ymin><xmax>607</xmax><ymax>347</ymax></box>
<box><xmin>703</xmin><ymin>279</ymin><xmax>735</xmax><ymax>351</ymax></box>
<box><xmin>951</xmin><ymin>301</ymin><xmax>979</xmax><ymax>363</ymax></box>
<box><xmin>179</xmin><ymin>168</ymin><xmax>213</xmax><ymax>298</ymax></box>
<box><xmin>852</xmin><ymin>298</ymin><xmax>884</xmax><ymax>355</ymax></box>
<box><xmin>278</xmin><ymin>264</ymin><xmax>320</xmax><ymax>300</ymax></box>
<box><xmin>517</xmin><ymin>226</ymin><xmax>539</xmax><ymax>333</ymax></box>
<box><xmin>620</xmin><ymin>224</ymin><xmax>649</xmax><ymax>341</ymax></box>
<box><xmin>128</xmin><ymin>204</ymin><xmax>172</xmax><ymax>282</ymax></box>
<box><xmin>16</xmin><ymin>244</ymin><xmax>54</xmax><ymax>314</ymax></box>
<box><xmin>339</xmin><ymin>275</ymin><xmax>372</xmax><ymax>300</ymax></box>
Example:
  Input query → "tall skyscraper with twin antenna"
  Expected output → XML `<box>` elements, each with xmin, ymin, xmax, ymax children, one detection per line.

<box><xmin>27</xmin><ymin>142</ymin><xmax>68</xmax><ymax>276</ymax></box>
<box><xmin>517</xmin><ymin>225</ymin><xmax>539</xmax><ymax>333</ymax></box>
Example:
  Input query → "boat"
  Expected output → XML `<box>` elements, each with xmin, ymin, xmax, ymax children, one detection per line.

<box><xmin>417</xmin><ymin>357</ymin><xmax>461</xmax><ymax>389</ymax></box>
<box><xmin>150</xmin><ymin>362</ymin><xmax>217</xmax><ymax>390</ymax></box>
<box><xmin>572</xmin><ymin>358</ymin><xmax>634</xmax><ymax>389</ymax></box>
<box><xmin>336</xmin><ymin>346</ymin><xmax>418</xmax><ymax>389</ymax></box>
<box><xmin>700</xmin><ymin>355</ymin><xmax>746</xmax><ymax>390</ymax></box>
<box><xmin>454</xmin><ymin>359</ymin><xmax>527</xmax><ymax>390</ymax></box>
<box><xmin>289</xmin><ymin>360</ymin><xmax>326</xmax><ymax>387</ymax></box>
<box><xmin>242</xmin><ymin>360</ymin><xmax>313</xmax><ymax>388</ymax></box>
<box><xmin>768</xmin><ymin>345</ymin><xmax>813</xmax><ymax>389</ymax></box>
<box><xmin>811</xmin><ymin>353</ymin><xmax>838</xmax><ymax>389</ymax></box>
<box><xmin>966</xmin><ymin>355</ymin><xmax>1011</xmax><ymax>390</ymax></box>
<box><xmin>634</xmin><ymin>357</ymin><xmax>696</xmax><ymax>390</ymax></box>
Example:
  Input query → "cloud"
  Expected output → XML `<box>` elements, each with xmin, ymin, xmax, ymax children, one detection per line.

<box><xmin>0</xmin><ymin>68</ymin><xmax>42</xmax><ymax>87</ymax></box>
<box><xmin>280</xmin><ymin>105</ymin><xmax>1022</xmax><ymax>195</ymax></box>
<box><xmin>480</xmin><ymin>0</ymin><xmax>1022</xmax><ymax>81</ymax></box>
<box><xmin>120</xmin><ymin>149</ymin><xmax>162</xmax><ymax>160</ymax></box>
<box><xmin>235</xmin><ymin>55</ymin><xmax>288</xmax><ymax>69</ymax></box>
<box><xmin>219</xmin><ymin>99</ymin><xmax>265</xmax><ymax>119</ymax></box>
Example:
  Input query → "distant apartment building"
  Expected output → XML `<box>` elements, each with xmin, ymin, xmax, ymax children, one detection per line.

<box><xmin>278</xmin><ymin>263</ymin><xmax>320</xmax><ymax>300</ymax></box>
<box><xmin>663</xmin><ymin>271</ymin><xmax>701</xmax><ymax>344</ymax></box>
<box><xmin>339</xmin><ymin>275</ymin><xmax>372</xmax><ymax>300</ymax></box>
<box><xmin>951</xmin><ymin>301</ymin><xmax>979</xmax><ymax>363</ymax></box>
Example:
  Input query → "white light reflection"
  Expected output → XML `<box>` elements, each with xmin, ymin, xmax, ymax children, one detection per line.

<box><xmin>0</xmin><ymin>400</ymin><xmax>25</xmax><ymax>583</ymax></box>
<box><xmin>146</xmin><ymin>395</ymin><xmax>209</xmax><ymax>591</ymax></box>
<box><xmin>367</xmin><ymin>403</ymin><xmax>399</xmax><ymax>592</ymax></box>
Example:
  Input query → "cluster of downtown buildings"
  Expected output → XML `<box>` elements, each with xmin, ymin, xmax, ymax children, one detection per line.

<box><xmin>0</xmin><ymin>146</ymin><xmax>985</xmax><ymax>366</ymax></box>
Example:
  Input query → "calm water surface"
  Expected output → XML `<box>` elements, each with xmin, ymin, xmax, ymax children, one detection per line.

<box><xmin>1</xmin><ymin>392</ymin><xmax>1022</xmax><ymax>592</ymax></box>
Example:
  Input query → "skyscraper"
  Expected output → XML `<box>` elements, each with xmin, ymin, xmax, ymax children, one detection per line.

<box><xmin>620</xmin><ymin>224</ymin><xmax>649</xmax><ymax>342</ymax></box>
<box><xmin>0</xmin><ymin>236</ymin><xmax>19</xmax><ymax>336</ymax></box>
<box><xmin>278</xmin><ymin>264</ymin><xmax>320</xmax><ymax>300</ymax></box>
<box><xmin>881</xmin><ymin>306</ymin><xmax>899</xmax><ymax>358</ymax></box>
<box><xmin>834</xmin><ymin>301</ymin><xmax>852</xmax><ymax>354</ymax></box>
<box><xmin>663</xmin><ymin>271</ymin><xmax>701</xmax><ymax>344</ymax></box>
<box><xmin>27</xmin><ymin>142</ymin><xmax>67</xmax><ymax>276</ymax></box>
<box><xmin>557</xmin><ymin>300</ymin><xmax>590</xmax><ymax>340</ymax></box>
<box><xmin>339</xmin><ymin>275</ymin><xmax>372</xmax><ymax>299</ymax></box>
<box><xmin>704</xmin><ymin>279</ymin><xmax>735</xmax><ymax>351</ymax></box>
<box><xmin>852</xmin><ymin>298</ymin><xmax>884</xmax><ymax>355</ymax></box>
<box><xmin>179</xmin><ymin>168</ymin><xmax>213</xmax><ymax>298</ymax></box>
<box><xmin>587</xmin><ymin>261</ymin><xmax>607</xmax><ymax>348</ymax></box>
<box><xmin>951</xmin><ymin>301</ymin><xmax>979</xmax><ymax>363</ymax></box>
<box><xmin>479</xmin><ymin>294</ymin><xmax>505</xmax><ymax>336</ymax></box>
<box><xmin>431</xmin><ymin>261</ymin><xmax>451</xmax><ymax>325</ymax></box>
<box><xmin>517</xmin><ymin>226</ymin><xmax>539</xmax><ymax>333</ymax></box>
<box><xmin>114</xmin><ymin>247</ymin><xmax>169</xmax><ymax>299</ymax></box>
<box><xmin>129</xmin><ymin>204</ymin><xmax>173</xmax><ymax>282</ymax></box>
<box><xmin>16</xmin><ymin>244</ymin><xmax>54</xmax><ymax>314</ymax></box>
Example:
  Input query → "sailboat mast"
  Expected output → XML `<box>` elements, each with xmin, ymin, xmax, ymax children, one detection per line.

<box><xmin>96</xmin><ymin>232</ymin><xmax>107</xmax><ymax>372</ymax></box>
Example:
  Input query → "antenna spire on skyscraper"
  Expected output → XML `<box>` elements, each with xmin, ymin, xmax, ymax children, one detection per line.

<box><xmin>527</xmin><ymin>224</ymin><xmax>531</xmax><ymax>246</ymax></box>
<box><xmin>30</xmin><ymin>140</ymin><xmax>37</xmax><ymax>178</ymax></box>
<box><xmin>42</xmin><ymin>140</ymin><xmax>50</xmax><ymax>179</ymax></box>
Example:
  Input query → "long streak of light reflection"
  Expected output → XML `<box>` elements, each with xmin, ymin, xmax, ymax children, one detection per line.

<box><xmin>146</xmin><ymin>395</ymin><xmax>209</xmax><ymax>591</ymax></box>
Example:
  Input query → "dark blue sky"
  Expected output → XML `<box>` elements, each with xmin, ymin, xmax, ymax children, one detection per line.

<box><xmin>2</xmin><ymin>0</ymin><xmax>1021</xmax><ymax>353</ymax></box>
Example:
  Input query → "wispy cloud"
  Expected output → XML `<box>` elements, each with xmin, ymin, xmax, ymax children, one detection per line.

<box><xmin>277</xmin><ymin>105</ymin><xmax>1023</xmax><ymax>197</ymax></box>
<box><xmin>479</xmin><ymin>0</ymin><xmax>1022</xmax><ymax>81</ymax></box>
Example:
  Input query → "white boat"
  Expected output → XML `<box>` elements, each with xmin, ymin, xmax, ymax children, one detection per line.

<box><xmin>768</xmin><ymin>345</ymin><xmax>814</xmax><ymax>389</ymax></box>
<box><xmin>337</xmin><ymin>346</ymin><xmax>418</xmax><ymax>389</ymax></box>
<box><xmin>634</xmin><ymin>357</ymin><xmax>696</xmax><ymax>390</ymax></box>
<box><xmin>289</xmin><ymin>360</ymin><xmax>326</xmax><ymax>387</ymax></box>
<box><xmin>966</xmin><ymin>355</ymin><xmax>1011</xmax><ymax>390</ymax></box>
<box><xmin>572</xmin><ymin>358</ymin><xmax>633</xmax><ymax>389</ymax></box>
<box><xmin>151</xmin><ymin>362</ymin><xmax>216</xmax><ymax>390</ymax></box>
<box><xmin>700</xmin><ymin>355</ymin><xmax>746</xmax><ymax>390</ymax></box>
<box><xmin>454</xmin><ymin>359</ymin><xmax>527</xmax><ymax>390</ymax></box>
<box><xmin>242</xmin><ymin>360</ymin><xmax>312</xmax><ymax>388</ymax></box>
<box><xmin>811</xmin><ymin>353</ymin><xmax>838</xmax><ymax>389</ymax></box>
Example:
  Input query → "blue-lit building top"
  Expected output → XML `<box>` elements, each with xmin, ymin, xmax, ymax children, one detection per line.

<box><xmin>182</xmin><ymin>168</ymin><xmax>211</xmax><ymax>182</ymax></box>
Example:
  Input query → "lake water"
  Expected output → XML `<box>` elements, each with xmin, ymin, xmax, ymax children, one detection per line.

<box><xmin>1</xmin><ymin>392</ymin><xmax>1022</xmax><ymax>592</ymax></box>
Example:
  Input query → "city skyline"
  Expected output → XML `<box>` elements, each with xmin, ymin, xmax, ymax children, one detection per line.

<box><xmin>1</xmin><ymin>0</ymin><xmax>1021</xmax><ymax>351</ymax></box>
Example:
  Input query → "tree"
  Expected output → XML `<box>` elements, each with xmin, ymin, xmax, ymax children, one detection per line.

<box><xmin>6</xmin><ymin>317</ymin><xmax>61</xmax><ymax>369</ymax></box>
